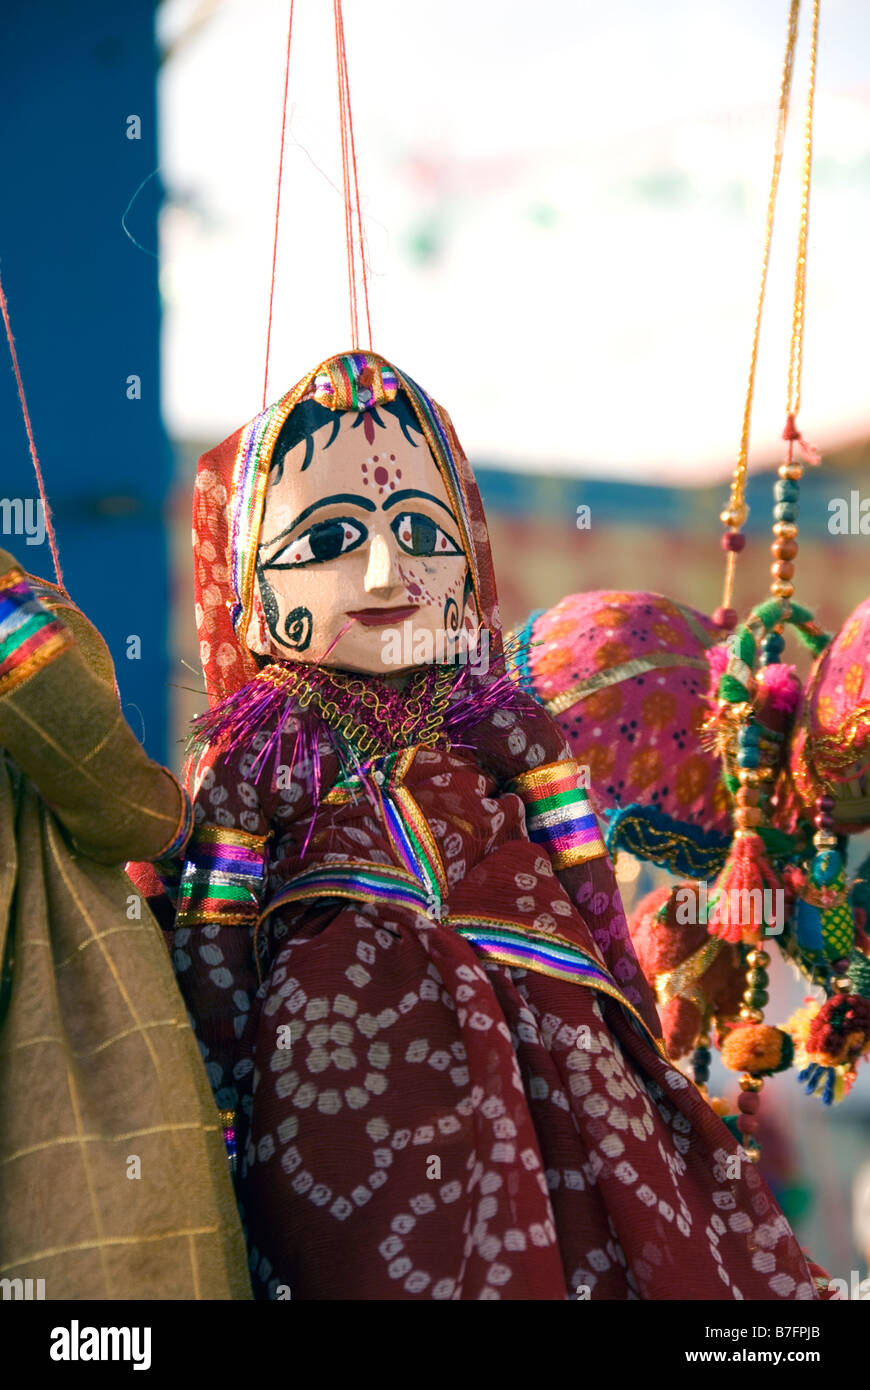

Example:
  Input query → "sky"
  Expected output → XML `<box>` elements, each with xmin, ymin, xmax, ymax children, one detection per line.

<box><xmin>156</xmin><ymin>0</ymin><xmax>870</xmax><ymax>480</ymax></box>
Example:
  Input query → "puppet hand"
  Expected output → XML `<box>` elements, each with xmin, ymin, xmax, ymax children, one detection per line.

<box><xmin>0</xmin><ymin>550</ymin><xmax>190</xmax><ymax>864</ymax></box>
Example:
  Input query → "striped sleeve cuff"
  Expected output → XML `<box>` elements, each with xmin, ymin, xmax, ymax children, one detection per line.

<box><xmin>176</xmin><ymin>824</ymin><xmax>269</xmax><ymax>927</ymax></box>
<box><xmin>153</xmin><ymin>775</ymin><xmax>194</xmax><ymax>862</ymax></box>
<box><xmin>510</xmin><ymin>757</ymin><xmax>606</xmax><ymax>870</ymax></box>
<box><xmin>0</xmin><ymin>563</ymin><xmax>74</xmax><ymax>697</ymax></box>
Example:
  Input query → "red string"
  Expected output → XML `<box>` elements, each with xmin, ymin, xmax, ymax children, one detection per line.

<box><xmin>782</xmin><ymin>412</ymin><xmax>821</xmax><ymax>465</ymax></box>
<box><xmin>335</xmin><ymin>1</ymin><xmax>372</xmax><ymax>349</ymax></box>
<box><xmin>262</xmin><ymin>0</ymin><xmax>295</xmax><ymax>410</ymax></box>
<box><xmin>334</xmin><ymin>0</ymin><xmax>358</xmax><ymax>348</ymax></box>
<box><xmin>0</xmin><ymin>263</ymin><xmax>65</xmax><ymax>591</ymax></box>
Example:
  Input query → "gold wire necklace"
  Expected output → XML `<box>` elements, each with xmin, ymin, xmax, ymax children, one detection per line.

<box><xmin>259</xmin><ymin>661</ymin><xmax>457</xmax><ymax>759</ymax></box>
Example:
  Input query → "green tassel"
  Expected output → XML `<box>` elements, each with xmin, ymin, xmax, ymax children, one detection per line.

<box><xmin>719</xmin><ymin>673</ymin><xmax>750</xmax><ymax>704</ymax></box>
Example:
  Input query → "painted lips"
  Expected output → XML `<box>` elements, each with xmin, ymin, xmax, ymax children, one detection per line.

<box><xmin>347</xmin><ymin>606</ymin><xmax>420</xmax><ymax>627</ymax></box>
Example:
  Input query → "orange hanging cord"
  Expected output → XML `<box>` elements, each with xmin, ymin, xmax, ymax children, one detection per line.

<box><xmin>262</xmin><ymin>0</ymin><xmax>295</xmax><ymax>410</ymax></box>
<box><xmin>0</xmin><ymin>263</ymin><xmax>66</xmax><ymax>591</ymax></box>
<box><xmin>334</xmin><ymin>0</ymin><xmax>372</xmax><ymax>351</ymax></box>
<box><xmin>263</xmin><ymin>0</ymin><xmax>372</xmax><ymax>396</ymax></box>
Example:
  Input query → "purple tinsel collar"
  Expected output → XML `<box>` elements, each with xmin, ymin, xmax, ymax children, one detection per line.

<box><xmin>187</xmin><ymin>649</ymin><xmax>536</xmax><ymax>785</ymax></box>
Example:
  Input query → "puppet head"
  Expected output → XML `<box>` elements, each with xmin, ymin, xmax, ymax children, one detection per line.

<box><xmin>194</xmin><ymin>352</ymin><xmax>499</xmax><ymax>704</ymax></box>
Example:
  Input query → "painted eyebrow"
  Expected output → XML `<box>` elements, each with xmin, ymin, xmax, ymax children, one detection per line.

<box><xmin>382</xmin><ymin>489</ymin><xmax>455</xmax><ymax>517</ymax></box>
<box><xmin>260</xmin><ymin>493</ymin><xmax>377</xmax><ymax>550</ymax></box>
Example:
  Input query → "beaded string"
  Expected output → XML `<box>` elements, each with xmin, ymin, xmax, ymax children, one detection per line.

<box><xmin>765</xmin><ymin>0</ymin><xmax>821</xmax><ymax>633</ymax></box>
<box><xmin>710</xmin><ymin>3</ymin><xmax>827</xmax><ymax>1150</ymax></box>
<box><xmin>717</xmin><ymin>0</ymin><xmax>802</xmax><ymax>630</ymax></box>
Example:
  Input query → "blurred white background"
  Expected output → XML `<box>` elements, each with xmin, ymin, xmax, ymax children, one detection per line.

<box><xmin>157</xmin><ymin>0</ymin><xmax>870</xmax><ymax>477</ymax></box>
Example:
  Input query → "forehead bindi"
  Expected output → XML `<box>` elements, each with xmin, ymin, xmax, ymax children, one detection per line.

<box><xmin>280</xmin><ymin>410</ymin><xmax>451</xmax><ymax>506</ymax></box>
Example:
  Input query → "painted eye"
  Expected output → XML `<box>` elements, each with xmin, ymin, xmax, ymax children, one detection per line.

<box><xmin>268</xmin><ymin>518</ymin><xmax>367</xmax><ymax>568</ymax></box>
<box><xmin>391</xmin><ymin>512</ymin><xmax>460</xmax><ymax>557</ymax></box>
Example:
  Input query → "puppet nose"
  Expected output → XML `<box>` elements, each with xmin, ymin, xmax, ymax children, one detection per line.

<box><xmin>364</xmin><ymin>532</ymin><xmax>401</xmax><ymax>593</ymax></box>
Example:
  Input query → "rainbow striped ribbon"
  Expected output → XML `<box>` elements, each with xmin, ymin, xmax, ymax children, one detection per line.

<box><xmin>450</xmin><ymin>916</ymin><xmax>662</xmax><ymax>1052</ymax></box>
<box><xmin>176</xmin><ymin>825</ymin><xmax>269</xmax><ymax>927</ymax></box>
<box><xmin>253</xmin><ymin>861</ymin><xmax>663</xmax><ymax>1052</ymax></box>
<box><xmin>259</xmin><ymin>859</ymin><xmax>434</xmax><ymax>925</ymax></box>
<box><xmin>0</xmin><ymin>565</ymin><xmax>72</xmax><ymax>697</ymax></box>
<box><xmin>510</xmin><ymin>758</ymin><xmax>606</xmax><ymax>870</ymax></box>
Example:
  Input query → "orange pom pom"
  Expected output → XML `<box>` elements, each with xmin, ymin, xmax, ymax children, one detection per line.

<box><xmin>721</xmin><ymin>1022</ymin><xmax>794</xmax><ymax>1076</ymax></box>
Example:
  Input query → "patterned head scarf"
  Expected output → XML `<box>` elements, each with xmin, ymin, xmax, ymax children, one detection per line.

<box><xmin>193</xmin><ymin>351</ymin><xmax>501</xmax><ymax>706</ymax></box>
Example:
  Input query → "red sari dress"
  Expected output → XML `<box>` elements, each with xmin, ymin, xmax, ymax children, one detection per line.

<box><xmin>171</xmin><ymin>348</ymin><xmax>817</xmax><ymax>1300</ymax></box>
<box><xmin>168</xmin><ymin>678</ymin><xmax>816</xmax><ymax>1302</ymax></box>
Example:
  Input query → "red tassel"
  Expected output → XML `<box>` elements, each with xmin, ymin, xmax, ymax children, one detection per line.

<box><xmin>708</xmin><ymin>832</ymin><xmax>782</xmax><ymax>943</ymax></box>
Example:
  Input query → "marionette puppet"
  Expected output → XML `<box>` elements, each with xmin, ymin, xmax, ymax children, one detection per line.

<box><xmin>163</xmin><ymin>349</ymin><xmax>820</xmax><ymax>1301</ymax></box>
<box><xmin>0</xmin><ymin>548</ymin><xmax>250</xmax><ymax>1299</ymax></box>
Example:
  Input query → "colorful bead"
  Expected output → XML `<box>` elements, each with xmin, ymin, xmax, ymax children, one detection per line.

<box><xmin>721</xmin><ymin>532</ymin><xmax>746</xmax><ymax>552</ymax></box>
<box><xmin>773</xmin><ymin>479</ymin><xmax>800</xmax><ymax>503</ymax></box>
<box><xmin>773</xmin><ymin>501</ymin><xmax>799</xmax><ymax>523</ymax></box>
<box><xmin>771</xmin><ymin>539</ymin><xmax>797</xmax><ymax>560</ymax></box>
<box><xmin>712</xmin><ymin>607</ymin><xmax>738</xmax><ymax>630</ymax></box>
<box><xmin>746</xmin><ymin>949</ymin><xmax>770</xmax><ymax>968</ymax></box>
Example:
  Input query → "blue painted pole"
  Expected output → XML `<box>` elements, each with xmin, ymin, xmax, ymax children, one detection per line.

<box><xmin>0</xmin><ymin>0</ymin><xmax>169</xmax><ymax>763</ymax></box>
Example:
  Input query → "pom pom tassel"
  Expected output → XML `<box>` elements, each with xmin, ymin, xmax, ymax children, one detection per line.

<box><xmin>784</xmin><ymin>995</ymin><xmax>870</xmax><ymax>1105</ymax></box>
<box><xmin>708</xmin><ymin>832</ymin><xmax>782</xmax><ymax>943</ymax></box>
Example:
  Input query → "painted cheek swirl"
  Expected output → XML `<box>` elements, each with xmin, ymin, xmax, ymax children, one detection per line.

<box><xmin>443</xmin><ymin>596</ymin><xmax>459</xmax><ymax>633</ymax></box>
<box><xmin>256</xmin><ymin>561</ymin><xmax>314</xmax><ymax>654</ymax></box>
<box><xmin>281</xmin><ymin>606</ymin><xmax>313</xmax><ymax>652</ymax></box>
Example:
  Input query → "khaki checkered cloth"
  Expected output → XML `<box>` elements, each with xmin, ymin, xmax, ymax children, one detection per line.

<box><xmin>0</xmin><ymin>757</ymin><xmax>251</xmax><ymax>1299</ymax></box>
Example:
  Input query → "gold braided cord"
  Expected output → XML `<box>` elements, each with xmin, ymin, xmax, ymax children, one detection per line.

<box><xmin>543</xmin><ymin>652</ymin><xmax>710</xmax><ymax>718</ymax></box>
<box><xmin>721</xmin><ymin>0</ymin><xmax>802</xmax><ymax>612</ymax></box>
<box><xmin>787</xmin><ymin>0</ymin><xmax>820</xmax><ymax>418</ymax></box>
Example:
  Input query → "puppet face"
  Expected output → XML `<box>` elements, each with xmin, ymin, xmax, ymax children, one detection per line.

<box><xmin>247</xmin><ymin>407</ymin><xmax>480</xmax><ymax>674</ymax></box>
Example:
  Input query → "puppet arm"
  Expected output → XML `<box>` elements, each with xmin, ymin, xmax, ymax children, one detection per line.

<box><xmin>168</xmin><ymin>736</ymin><xmax>271</xmax><ymax>1122</ymax></box>
<box><xmin>0</xmin><ymin>551</ymin><xmax>191</xmax><ymax>865</ymax></box>
<box><xmin>169</xmin><ymin>719</ymin><xmax>338</xmax><ymax>1127</ymax></box>
<box><xmin>471</xmin><ymin>692</ymin><xmax>662</xmax><ymax>1036</ymax></box>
